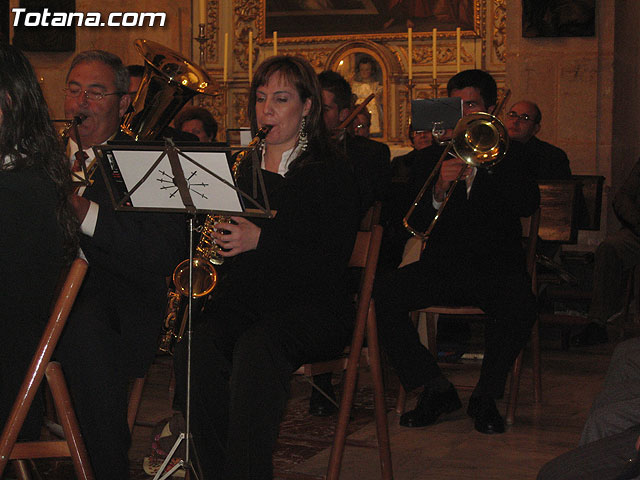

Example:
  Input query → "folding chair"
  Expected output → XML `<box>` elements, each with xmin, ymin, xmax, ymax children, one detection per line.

<box><xmin>395</xmin><ymin>209</ymin><xmax>542</xmax><ymax>426</ymax></box>
<box><xmin>284</xmin><ymin>224</ymin><xmax>391</xmax><ymax>480</ymax></box>
<box><xmin>0</xmin><ymin>258</ymin><xmax>93</xmax><ymax>480</ymax></box>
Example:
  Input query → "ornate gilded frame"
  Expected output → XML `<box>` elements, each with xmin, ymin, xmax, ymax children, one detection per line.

<box><xmin>257</xmin><ymin>0</ymin><xmax>486</xmax><ymax>43</ymax></box>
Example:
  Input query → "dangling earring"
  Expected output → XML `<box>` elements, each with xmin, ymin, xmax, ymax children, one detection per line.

<box><xmin>298</xmin><ymin>116</ymin><xmax>308</xmax><ymax>152</ymax></box>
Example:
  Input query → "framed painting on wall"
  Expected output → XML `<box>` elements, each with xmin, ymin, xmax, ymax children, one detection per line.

<box><xmin>261</xmin><ymin>0</ymin><xmax>484</xmax><ymax>41</ymax></box>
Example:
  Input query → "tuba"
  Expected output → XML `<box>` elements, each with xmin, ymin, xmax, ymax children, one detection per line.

<box><xmin>121</xmin><ymin>39</ymin><xmax>219</xmax><ymax>141</ymax></box>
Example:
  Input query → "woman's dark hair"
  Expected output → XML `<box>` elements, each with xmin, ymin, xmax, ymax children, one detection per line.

<box><xmin>0</xmin><ymin>44</ymin><xmax>79</xmax><ymax>264</ymax></box>
<box><xmin>248</xmin><ymin>55</ymin><xmax>328</xmax><ymax>144</ymax></box>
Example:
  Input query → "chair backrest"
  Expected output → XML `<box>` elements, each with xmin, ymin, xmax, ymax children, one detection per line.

<box><xmin>538</xmin><ymin>180</ymin><xmax>580</xmax><ymax>243</ymax></box>
<box><xmin>359</xmin><ymin>201</ymin><xmax>383</xmax><ymax>231</ymax></box>
<box><xmin>0</xmin><ymin>258</ymin><xmax>88</xmax><ymax>467</ymax></box>
<box><xmin>573</xmin><ymin>174</ymin><xmax>604</xmax><ymax>231</ymax></box>
<box><xmin>521</xmin><ymin>208</ymin><xmax>541</xmax><ymax>292</ymax></box>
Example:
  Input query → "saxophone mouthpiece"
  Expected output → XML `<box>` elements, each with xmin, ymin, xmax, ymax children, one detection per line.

<box><xmin>258</xmin><ymin>125</ymin><xmax>273</xmax><ymax>138</ymax></box>
<box><xmin>74</xmin><ymin>115</ymin><xmax>86</xmax><ymax>126</ymax></box>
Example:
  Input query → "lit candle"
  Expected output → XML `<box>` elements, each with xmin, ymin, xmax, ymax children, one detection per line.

<box><xmin>273</xmin><ymin>31</ymin><xmax>278</xmax><ymax>56</ymax></box>
<box><xmin>199</xmin><ymin>0</ymin><xmax>206</xmax><ymax>25</ymax></box>
<box><xmin>432</xmin><ymin>28</ymin><xmax>437</xmax><ymax>79</ymax></box>
<box><xmin>248</xmin><ymin>30</ymin><xmax>253</xmax><ymax>82</ymax></box>
<box><xmin>408</xmin><ymin>27</ymin><xmax>413</xmax><ymax>81</ymax></box>
<box><xmin>223</xmin><ymin>33</ymin><xmax>228</xmax><ymax>83</ymax></box>
<box><xmin>456</xmin><ymin>27</ymin><xmax>461</xmax><ymax>73</ymax></box>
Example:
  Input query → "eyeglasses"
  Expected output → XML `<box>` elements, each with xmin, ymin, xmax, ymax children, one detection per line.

<box><xmin>506</xmin><ymin>111</ymin><xmax>536</xmax><ymax>123</ymax></box>
<box><xmin>63</xmin><ymin>86</ymin><xmax>123</xmax><ymax>101</ymax></box>
<box><xmin>413</xmin><ymin>130</ymin><xmax>430</xmax><ymax>136</ymax></box>
<box><xmin>355</xmin><ymin>123</ymin><xmax>370</xmax><ymax>130</ymax></box>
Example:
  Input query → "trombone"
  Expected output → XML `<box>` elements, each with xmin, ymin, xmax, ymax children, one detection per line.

<box><xmin>402</xmin><ymin>111</ymin><xmax>509</xmax><ymax>241</ymax></box>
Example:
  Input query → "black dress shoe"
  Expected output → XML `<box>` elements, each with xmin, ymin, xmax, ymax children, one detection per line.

<box><xmin>467</xmin><ymin>396</ymin><xmax>505</xmax><ymax>434</ymax></box>
<box><xmin>309</xmin><ymin>385</ymin><xmax>338</xmax><ymax>417</ymax></box>
<box><xmin>570</xmin><ymin>322</ymin><xmax>608</xmax><ymax>347</ymax></box>
<box><xmin>399</xmin><ymin>384</ymin><xmax>462</xmax><ymax>428</ymax></box>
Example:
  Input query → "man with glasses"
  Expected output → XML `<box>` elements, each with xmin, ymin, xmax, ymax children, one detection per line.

<box><xmin>505</xmin><ymin>100</ymin><xmax>571</xmax><ymax>180</ymax></box>
<box><xmin>55</xmin><ymin>50</ymin><xmax>186</xmax><ymax>480</ymax></box>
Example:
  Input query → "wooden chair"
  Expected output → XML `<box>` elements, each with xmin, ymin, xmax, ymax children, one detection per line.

<box><xmin>395</xmin><ymin>209</ymin><xmax>541</xmax><ymax>426</ymax></box>
<box><xmin>284</xmin><ymin>224</ymin><xmax>392</xmax><ymax>480</ymax></box>
<box><xmin>0</xmin><ymin>259</ymin><xmax>93</xmax><ymax>480</ymax></box>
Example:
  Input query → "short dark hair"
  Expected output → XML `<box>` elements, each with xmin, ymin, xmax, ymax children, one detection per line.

<box><xmin>174</xmin><ymin>106</ymin><xmax>218</xmax><ymax>140</ymax></box>
<box><xmin>67</xmin><ymin>50</ymin><xmax>129</xmax><ymax>96</ymax></box>
<box><xmin>447</xmin><ymin>69</ymin><xmax>497</xmax><ymax>110</ymax></box>
<box><xmin>318</xmin><ymin>70</ymin><xmax>352</xmax><ymax>112</ymax></box>
<box><xmin>126</xmin><ymin>64</ymin><xmax>145</xmax><ymax>79</ymax></box>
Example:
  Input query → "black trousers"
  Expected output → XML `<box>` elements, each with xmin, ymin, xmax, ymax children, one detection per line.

<box><xmin>54</xmin><ymin>284</ymin><xmax>132</xmax><ymax>480</ymax></box>
<box><xmin>177</xmin><ymin>282</ymin><xmax>351</xmax><ymax>480</ymax></box>
<box><xmin>374</xmin><ymin>258</ymin><xmax>537</xmax><ymax>399</ymax></box>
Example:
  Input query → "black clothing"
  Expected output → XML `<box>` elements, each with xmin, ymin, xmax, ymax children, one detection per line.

<box><xmin>1</xmin><ymin>166</ymin><xmax>66</xmax><ymax>440</ymax></box>
<box><xmin>54</xmin><ymin>154</ymin><xmax>186</xmax><ymax>479</ymax></box>
<box><xmin>344</xmin><ymin>133</ymin><xmax>391</xmax><ymax>211</ymax></box>
<box><xmin>520</xmin><ymin>136</ymin><xmax>572</xmax><ymax>181</ymax></box>
<box><xmin>183</xmin><ymin>143</ymin><xmax>361</xmax><ymax>479</ymax></box>
<box><xmin>375</xmin><ymin>143</ymin><xmax>540</xmax><ymax>399</ymax></box>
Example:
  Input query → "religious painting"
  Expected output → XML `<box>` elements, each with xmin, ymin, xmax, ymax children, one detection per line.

<box><xmin>336</xmin><ymin>54</ymin><xmax>385</xmax><ymax>137</ymax></box>
<box><xmin>522</xmin><ymin>0</ymin><xmax>595</xmax><ymax>38</ymax></box>
<box><xmin>262</xmin><ymin>0</ymin><xmax>481</xmax><ymax>40</ymax></box>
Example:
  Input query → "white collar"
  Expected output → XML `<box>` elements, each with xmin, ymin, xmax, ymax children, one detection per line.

<box><xmin>261</xmin><ymin>143</ymin><xmax>304</xmax><ymax>177</ymax></box>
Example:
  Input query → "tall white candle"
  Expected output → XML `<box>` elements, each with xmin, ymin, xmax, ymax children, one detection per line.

<box><xmin>223</xmin><ymin>33</ymin><xmax>228</xmax><ymax>83</ymax></box>
<box><xmin>432</xmin><ymin>28</ymin><xmax>437</xmax><ymax>79</ymax></box>
<box><xmin>248</xmin><ymin>30</ymin><xmax>253</xmax><ymax>82</ymax></box>
<box><xmin>408</xmin><ymin>27</ymin><xmax>413</xmax><ymax>81</ymax></box>
<box><xmin>456</xmin><ymin>27</ymin><xmax>461</xmax><ymax>73</ymax></box>
<box><xmin>273</xmin><ymin>31</ymin><xmax>278</xmax><ymax>56</ymax></box>
<box><xmin>199</xmin><ymin>0</ymin><xmax>206</xmax><ymax>25</ymax></box>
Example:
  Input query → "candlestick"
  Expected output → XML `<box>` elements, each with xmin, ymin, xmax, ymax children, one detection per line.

<box><xmin>199</xmin><ymin>0</ymin><xmax>206</xmax><ymax>25</ymax></box>
<box><xmin>408</xmin><ymin>27</ymin><xmax>413</xmax><ymax>81</ymax></box>
<box><xmin>273</xmin><ymin>31</ymin><xmax>278</xmax><ymax>56</ymax></box>
<box><xmin>431</xmin><ymin>78</ymin><xmax>439</xmax><ymax>99</ymax></box>
<box><xmin>432</xmin><ymin>28</ymin><xmax>437</xmax><ymax>80</ymax></box>
<box><xmin>248</xmin><ymin>30</ymin><xmax>253</xmax><ymax>83</ymax></box>
<box><xmin>456</xmin><ymin>27</ymin><xmax>461</xmax><ymax>73</ymax></box>
<box><xmin>223</xmin><ymin>33</ymin><xmax>228</xmax><ymax>83</ymax></box>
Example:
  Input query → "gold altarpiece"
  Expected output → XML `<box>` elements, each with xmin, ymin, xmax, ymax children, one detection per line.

<box><xmin>195</xmin><ymin>0</ymin><xmax>507</xmax><ymax>147</ymax></box>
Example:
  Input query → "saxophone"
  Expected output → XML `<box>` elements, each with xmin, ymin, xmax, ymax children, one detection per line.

<box><xmin>159</xmin><ymin>125</ymin><xmax>272</xmax><ymax>353</ymax></box>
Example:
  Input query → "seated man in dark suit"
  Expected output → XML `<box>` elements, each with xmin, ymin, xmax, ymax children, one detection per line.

<box><xmin>505</xmin><ymin>100</ymin><xmax>572</xmax><ymax>180</ymax></box>
<box><xmin>304</xmin><ymin>70</ymin><xmax>391</xmax><ymax>417</ymax></box>
<box><xmin>375</xmin><ymin>69</ymin><xmax>540</xmax><ymax>434</ymax></box>
<box><xmin>318</xmin><ymin>70</ymin><xmax>392</xmax><ymax>212</ymax></box>
<box><xmin>391</xmin><ymin>126</ymin><xmax>433</xmax><ymax>182</ymax></box>
<box><xmin>56</xmin><ymin>50</ymin><xmax>186</xmax><ymax>480</ymax></box>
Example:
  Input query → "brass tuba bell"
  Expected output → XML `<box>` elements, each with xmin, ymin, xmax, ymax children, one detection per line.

<box><xmin>121</xmin><ymin>39</ymin><xmax>220</xmax><ymax>141</ymax></box>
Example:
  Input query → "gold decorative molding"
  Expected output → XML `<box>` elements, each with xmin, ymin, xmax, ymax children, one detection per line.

<box><xmin>204</xmin><ymin>0</ymin><xmax>219</xmax><ymax>64</ymax></box>
<box><xmin>493</xmin><ymin>0</ymin><xmax>507</xmax><ymax>63</ymax></box>
<box><xmin>233</xmin><ymin>0</ymin><xmax>260</xmax><ymax>71</ymax></box>
<box><xmin>290</xmin><ymin>49</ymin><xmax>332</xmax><ymax>71</ymax></box>
<box><xmin>232</xmin><ymin>91</ymin><xmax>249</xmax><ymax>128</ymax></box>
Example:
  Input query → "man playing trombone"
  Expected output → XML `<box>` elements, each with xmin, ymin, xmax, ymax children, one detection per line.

<box><xmin>375</xmin><ymin>69</ymin><xmax>540</xmax><ymax>435</ymax></box>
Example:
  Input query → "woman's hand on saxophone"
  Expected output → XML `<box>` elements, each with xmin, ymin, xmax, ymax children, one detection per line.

<box><xmin>212</xmin><ymin>216</ymin><xmax>261</xmax><ymax>257</ymax></box>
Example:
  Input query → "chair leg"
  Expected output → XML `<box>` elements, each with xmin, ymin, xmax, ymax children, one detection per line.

<box><xmin>45</xmin><ymin>362</ymin><xmax>95</xmax><ymax>480</ymax></box>
<box><xmin>326</xmin><ymin>298</ymin><xmax>369</xmax><ymax>480</ymax></box>
<box><xmin>505</xmin><ymin>350</ymin><xmax>523</xmax><ymax>426</ymax></box>
<box><xmin>425</xmin><ymin>312</ymin><xmax>438</xmax><ymax>353</ymax></box>
<box><xmin>531</xmin><ymin>319</ymin><xmax>542</xmax><ymax>404</ymax></box>
<box><xmin>127</xmin><ymin>376</ymin><xmax>146</xmax><ymax>433</ymax></box>
<box><xmin>366</xmin><ymin>303</ymin><xmax>393</xmax><ymax>480</ymax></box>
<box><xmin>395</xmin><ymin>386</ymin><xmax>406</xmax><ymax>415</ymax></box>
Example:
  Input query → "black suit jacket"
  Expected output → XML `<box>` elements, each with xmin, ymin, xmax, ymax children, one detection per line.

<box><xmin>344</xmin><ymin>134</ymin><xmax>391</xmax><ymax>211</ymax></box>
<box><xmin>78</xmin><ymin>143</ymin><xmax>187</xmax><ymax>375</ymax></box>
<box><xmin>412</xmin><ymin>142</ymin><xmax>540</xmax><ymax>275</ymax></box>
<box><xmin>520</xmin><ymin>136</ymin><xmax>572</xmax><ymax>180</ymax></box>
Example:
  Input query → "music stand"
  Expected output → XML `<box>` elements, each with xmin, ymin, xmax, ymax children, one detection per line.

<box><xmin>94</xmin><ymin>140</ymin><xmax>273</xmax><ymax>480</ymax></box>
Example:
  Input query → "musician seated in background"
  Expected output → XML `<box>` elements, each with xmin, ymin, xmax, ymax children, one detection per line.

<box><xmin>0</xmin><ymin>44</ymin><xmax>79</xmax><ymax>442</ymax></box>
<box><xmin>571</xmin><ymin>158</ymin><xmax>640</xmax><ymax>347</ymax></box>
<box><xmin>505</xmin><ymin>100</ymin><xmax>572</xmax><ymax>180</ymax></box>
<box><xmin>176</xmin><ymin>55</ymin><xmax>360</xmax><ymax>479</ymax></box>
<box><xmin>319</xmin><ymin>70</ymin><xmax>391</xmax><ymax>212</ymax></box>
<box><xmin>391</xmin><ymin>126</ymin><xmax>433</xmax><ymax>182</ymax></box>
<box><xmin>173</xmin><ymin>106</ymin><xmax>218</xmax><ymax>142</ymax></box>
<box><xmin>350</xmin><ymin>108</ymin><xmax>372</xmax><ymax>138</ymax></box>
<box><xmin>374</xmin><ymin>69</ymin><xmax>540</xmax><ymax>435</ymax></box>
<box><xmin>54</xmin><ymin>50</ymin><xmax>186</xmax><ymax>480</ymax></box>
